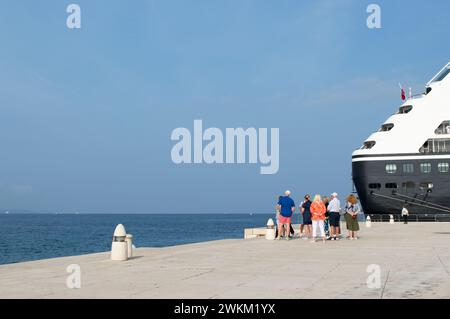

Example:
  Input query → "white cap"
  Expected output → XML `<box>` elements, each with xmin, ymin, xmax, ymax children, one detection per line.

<box><xmin>285</xmin><ymin>190</ymin><xmax>291</xmax><ymax>196</ymax></box>
<box><xmin>332</xmin><ymin>192</ymin><xmax>338</xmax><ymax>197</ymax></box>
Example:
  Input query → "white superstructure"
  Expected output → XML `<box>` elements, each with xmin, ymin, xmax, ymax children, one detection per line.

<box><xmin>353</xmin><ymin>62</ymin><xmax>450</xmax><ymax>161</ymax></box>
<box><xmin>352</xmin><ymin>61</ymin><xmax>450</xmax><ymax>216</ymax></box>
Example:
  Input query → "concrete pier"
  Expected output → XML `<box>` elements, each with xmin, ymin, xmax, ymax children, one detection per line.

<box><xmin>1</xmin><ymin>222</ymin><xmax>450</xmax><ymax>298</ymax></box>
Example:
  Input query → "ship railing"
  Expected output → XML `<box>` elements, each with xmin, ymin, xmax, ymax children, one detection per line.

<box><xmin>367</xmin><ymin>214</ymin><xmax>450</xmax><ymax>222</ymax></box>
<box><xmin>407</xmin><ymin>93</ymin><xmax>425</xmax><ymax>100</ymax></box>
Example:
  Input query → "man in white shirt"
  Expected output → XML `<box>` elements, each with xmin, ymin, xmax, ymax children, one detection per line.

<box><xmin>401</xmin><ymin>206</ymin><xmax>409</xmax><ymax>224</ymax></box>
<box><xmin>327</xmin><ymin>192</ymin><xmax>341</xmax><ymax>240</ymax></box>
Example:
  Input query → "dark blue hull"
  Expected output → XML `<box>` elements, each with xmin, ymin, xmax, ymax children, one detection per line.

<box><xmin>352</xmin><ymin>155</ymin><xmax>450</xmax><ymax>215</ymax></box>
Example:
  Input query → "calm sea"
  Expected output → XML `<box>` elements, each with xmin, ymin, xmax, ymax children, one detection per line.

<box><xmin>0</xmin><ymin>213</ymin><xmax>287</xmax><ymax>265</ymax></box>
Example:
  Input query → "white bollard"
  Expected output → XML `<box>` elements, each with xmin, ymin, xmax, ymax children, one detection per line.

<box><xmin>365</xmin><ymin>216</ymin><xmax>372</xmax><ymax>228</ymax></box>
<box><xmin>389</xmin><ymin>214</ymin><xmax>395</xmax><ymax>224</ymax></box>
<box><xmin>265</xmin><ymin>218</ymin><xmax>276</xmax><ymax>240</ymax></box>
<box><xmin>125</xmin><ymin>234</ymin><xmax>133</xmax><ymax>258</ymax></box>
<box><xmin>111</xmin><ymin>224</ymin><xmax>128</xmax><ymax>261</ymax></box>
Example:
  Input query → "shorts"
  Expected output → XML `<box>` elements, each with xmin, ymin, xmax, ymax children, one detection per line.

<box><xmin>329</xmin><ymin>212</ymin><xmax>341</xmax><ymax>227</ymax></box>
<box><xmin>278</xmin><ymin>215</ymin><xmax>292</xmax><ymax>224</ymax></box>
<box><xmin>302</xmin><ymin>212</ymin><xmax>312</xmax><ymax>225</ymax></box>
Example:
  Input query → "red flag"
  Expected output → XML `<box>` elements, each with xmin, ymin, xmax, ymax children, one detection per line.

<box><xmin>399</xmin><ymin>83</ymin><xmax>406</xmax><ymax>101</ymax></box>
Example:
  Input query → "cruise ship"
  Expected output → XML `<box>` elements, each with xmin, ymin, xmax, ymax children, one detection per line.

<box><xmin>352</xmin><ymin>61</ymin><xmax>450</xmax><ymax>216</ymax></box>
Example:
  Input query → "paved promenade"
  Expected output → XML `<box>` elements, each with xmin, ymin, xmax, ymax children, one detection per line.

<box><xmin>1</xmin><ymin>222</ymin><xmax>449</xmax><ymax>298</ymax></box>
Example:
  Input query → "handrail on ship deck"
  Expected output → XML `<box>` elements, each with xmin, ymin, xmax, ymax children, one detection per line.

<box><xmin>426</xmin><ymin>61</ymin><xmax>450</xmax><ymax>86</ymax></box>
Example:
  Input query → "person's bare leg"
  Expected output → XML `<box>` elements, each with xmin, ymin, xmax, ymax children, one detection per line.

<box><xmin>277</xmin><ymin>223</ymin><xmax>283</xmax><ymax>239</ymax></box>
<box><xmin>300</xmin><ymin>224</ymin><xmax>304</xmax><ymax>237</ymax></box>
<box><xmin>286</xmin><ymin>222</ymin><xmax>291</xmax><ymax>239</ymax></box>
<box><xmin>320</xmin><ymin>221</ymin><xmax>326</xmax><ymax>243</ymax></box>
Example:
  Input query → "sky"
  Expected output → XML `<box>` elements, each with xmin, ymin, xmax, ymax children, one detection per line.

<box><xmin>0</xmin><ymin>0</ymin><xmax>449</xmax><ymax>213</ymax></box>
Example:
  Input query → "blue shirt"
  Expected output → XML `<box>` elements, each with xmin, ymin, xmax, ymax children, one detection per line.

<box><xmin>277</xmin><ymin>196</ymin><xmax>295</xmax><ymax>217</ymax></box>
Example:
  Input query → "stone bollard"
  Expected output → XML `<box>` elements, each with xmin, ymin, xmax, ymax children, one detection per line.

<box><xmin>125</xmin><ymin>234</ymin><xmax>133</xmax><ymax>258</ymax></box>
<box><xmin>365</xmin><ymin>215</ymin><xmax>372</xmax><ymax>228</ymax></box>
<box><xmin>111</xmin><ymin>224</ymin><xmax>128</xmax><ymax>261</ymax></box>
<box><xmin>265</xmin><ymin>218</ymin><xmax>276</xmax><ymax>240</ymax></box>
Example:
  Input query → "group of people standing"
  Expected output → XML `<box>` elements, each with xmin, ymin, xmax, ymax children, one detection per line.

<box><xmin>276</xmin><ymin>190</ymin><xmax>361</xmax><ymax>242</ymax></box>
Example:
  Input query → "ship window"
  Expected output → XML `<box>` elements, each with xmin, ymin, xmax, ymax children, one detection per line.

<box><xmin>379</xmin><ymin>123</ymin><xmax>394</xmax><ymax>132</ymax></box>
<box><xmin>361</xmin><ymin>141</ymin><xmax>376</xmax><ymax>149</ymax></box>
<box><xmin>368</xmin><ymin>183</ymin><xmax>381</xmax><ymax>189</ymax></box>
<box><xmin>434</xmin><ymin>121</ymin><xmax>450</xmax><ymax>134</ymax></box>
<box><xmin>385</xmin><ymin>183</ymin><xmax>398</xmax><ymax>189</ymax></box>
<box><xmin>420</xmin><ymin>163</ymin><xmax>432</xmax><ymax>173</ymax></box>
<box><xmin>402</xmin><ymin>163</ymin><xmax>414</xmax><ymax>173</ymax></box>
<box><xmin>385</xmin><ymin>164</ymin><xmax>397</xmax><ymax>174</ymax></box>
<box><xmin>402</xmin><ymin>181</ymin><xmax>415</xmax><ymax>189</ymax></box>
<box><xmin>419</xmin><ymin>138</ymin><xmax>450</xmax><ymax>153</ymax></box>
<box><xmin>438</xmin><ymin>162</ymin><xmax>449</xmax><ymax>173</ymax></box>
<box><xmin>398</xmin><ymin>105</ymin><xmax>413</xmax><ymax>114</ymax></box>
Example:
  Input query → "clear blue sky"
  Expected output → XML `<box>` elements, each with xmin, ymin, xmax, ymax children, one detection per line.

<box><xmin>1</xmin><ymin>0</ymin><xmax>449</xmax><ymax>213</ymax></box>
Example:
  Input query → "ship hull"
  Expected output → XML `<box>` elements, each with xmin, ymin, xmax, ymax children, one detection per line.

<box><xmin>352</xmin><ymin>155</ymin><xmax>450</xmax><ymax>215</ymax></box>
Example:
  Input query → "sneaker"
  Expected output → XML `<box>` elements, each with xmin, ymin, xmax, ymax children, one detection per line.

<box><xmin>302</xmin><ymin>236</ymin><xmax>308</xmax><ymax>240</ymax></box>
<box><xmin>310</xmin><ymin>239</ymin><xmax>316</xmax><ymax>243</ymax></box>
<box><xmin>335</xmin><ymin>237</ymin><xmax>339</xmax><ymax>241</ymax></box>
<box><xmin>276</xmin><ymin>237</ymin><xmax>281</xmax><ymax>240</ymax></box>
<box><xmin>286</xmin><ymin>236</ymin><xmax>290</xmax><ymax>241</ymax></box>
<box><xmin>331</xmin><ymin>237</ymin><xmax>335</xmax><ymax>241</ymax></box>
